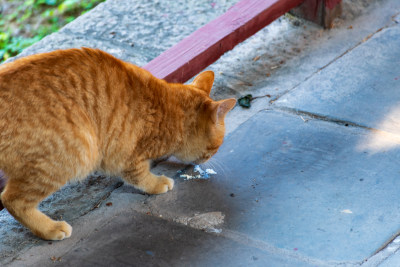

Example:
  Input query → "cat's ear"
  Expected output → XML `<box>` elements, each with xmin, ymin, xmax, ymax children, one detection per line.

<box><xmin>192</xmin><ymin>71</ymin><xmax>214</xmax><ymax>95</ymax></box>
<box><xmin>212</xmin><ymin>98</ymin><xmax>236</xmax><ymax>124</ymax></box>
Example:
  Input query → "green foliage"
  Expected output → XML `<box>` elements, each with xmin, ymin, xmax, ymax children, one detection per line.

<box><xmin>0</xmin><ymin>0</ymin><xmax>105</xmax><ymax>62</ymax></box>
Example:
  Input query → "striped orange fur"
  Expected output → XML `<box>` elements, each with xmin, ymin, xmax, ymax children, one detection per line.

<box><xmin>0</xmin><ymin>48</ymin><xmax>236</xmax><ymax>240</ymax></box>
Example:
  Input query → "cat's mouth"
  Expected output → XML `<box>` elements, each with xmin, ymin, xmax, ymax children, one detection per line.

<box><xmin>173</xmin><ymin>153</ymin><xmax>210</xmax><ymax>165</ymax></box>
<box><xmin>193</xmin><ymin>157</ymin><xmax>209</xmax><ymax>165</ymax></box>
<box><xmin>193</xmin><ymin>160</ymin><xmax>203</xmax><ymax>165</ymax></box>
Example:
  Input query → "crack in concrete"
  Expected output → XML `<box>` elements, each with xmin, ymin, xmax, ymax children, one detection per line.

<box><xmin>270</xmin><ymin>106</ymin><xmax>400</xmax><ymax>265</ymax></box>
<box><xmin>274</xmin><ymin>106</ymin><xmax>373</xmax><ymax>130</ymax></box>
<box><xmin>273</xmin><ymin>105</ymin><xmax>400</xmax><ymax>159</ymax></box>
<box><xmin>391</xmin><ymin>12</ymin><xmax>400</xmax><ymax>23</ymax></box>
<box><xmin>79</xmin><ymin>181</ymin><xmax>124</xmax><ymax>217</ymax></box>
<box><xmin>361</xmin><ymin>232</ymin><xmax>400</xmax><ymax>266</ymax></box>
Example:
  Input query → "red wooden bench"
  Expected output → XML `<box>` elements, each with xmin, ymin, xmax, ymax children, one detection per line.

<box><xmin>0</xmin><ymin>0</ymin><xmax>342</xmax><ymax>211</ymax></box>
<box><xmin>144</xmin><ymin>0</ymin><xmax>342</xmax><ymax>83</ymax></box>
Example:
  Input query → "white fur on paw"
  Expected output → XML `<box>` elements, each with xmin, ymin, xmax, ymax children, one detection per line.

<box><xmin>153</xmin><ymin>176</ymin><xmax>174</xmax><ymax>194</ymax></box>
<box><xmin>166</xmin><ymin>177</ymin><xmax>174</xmax><ymax>190</ymax></box>
<box><xmin>49</xmin><ymin>221</ymin><xmax>72</xmax><ymax>241</ymax></box>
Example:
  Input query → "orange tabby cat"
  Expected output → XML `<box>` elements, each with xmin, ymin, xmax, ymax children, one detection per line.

<box><xmin>0</xmin><ymin>48</ymin><xmax>236</xmax><ymax>240</ymax></box>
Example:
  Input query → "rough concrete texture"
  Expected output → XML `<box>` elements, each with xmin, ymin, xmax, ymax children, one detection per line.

<box><xmin>130</xmin><ymin>110</ymin><xmax>400</xmax><ymax>264</ymax></box>
<box><xmin>0</xmin><ymin>174</ymin><xmax>123</xmax><ymax>263</ymax></box>
<box><xmin>9</xmin><ymin>0</ymin><xmax>237</xmax><ymax>66</ymax></box>
<box><xmin>275</xmin><ymin>26</ymin><xmax>400</xmax><ymax>134</ymax></box>
<box><xmin>2</xmin><ymin>0</ymin><xmax>400</xmax><ymax>266</ymax></box>
<box><xmin>9</xmin><ymin>190</ymin><xmax>313</xmax><ymax>267</ymax></box>
<box><xmin>380</xmin><ymin>246</ymin><xmax>400</xmax><ymax>267</ymax></box>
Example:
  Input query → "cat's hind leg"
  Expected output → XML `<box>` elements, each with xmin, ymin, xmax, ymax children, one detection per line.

<box><xmin>122</xmin><ymin>160</ymin><xmax>174</xmax><ymax>194</ymax></box>
<box><xmin>1</xmin><ymin>173</ymin><xmax>72</xmax><ymax>240</ymax></box>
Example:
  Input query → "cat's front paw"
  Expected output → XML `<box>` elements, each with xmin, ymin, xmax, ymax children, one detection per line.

<box><xmin>36</xmin><ymin>221</ymin><xmax>72</xmax><ymax>241</ymax></box>
<box><xmin>147</xmin><ymin>176</ymin><xmax>174</xmax><ymax>195</ymax></box>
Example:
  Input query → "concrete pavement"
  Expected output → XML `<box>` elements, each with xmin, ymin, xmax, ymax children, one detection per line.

<box><xmin>2</xmin><ymin>0</ymin><xmax>400</xmax><ymax>266</ymax></box>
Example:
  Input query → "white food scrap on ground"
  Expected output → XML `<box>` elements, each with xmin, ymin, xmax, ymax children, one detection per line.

<box><xmin>194</xmin><ymin>165</ymin><xmax>205</xmax><ymax>176</ymax></box>
<box><xmin>179</xmin><ymin>165</ymin><xmax>217</xmax><ymax>180</ymax></box>
<box><xmin>340</xmin><ymin>209</ymin><xmax>353</xmax><ymax>214</ymax></box>
<box><xmin>205</xmin><ymin>168</ymin><xmax>217</xmax><ymax>174</ymax></box>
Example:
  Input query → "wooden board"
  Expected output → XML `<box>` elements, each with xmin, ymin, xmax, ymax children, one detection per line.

<box><xmin>143</xmin><ymin>0</ymin><xmax>304</xmax><ymax>83</ymax></box>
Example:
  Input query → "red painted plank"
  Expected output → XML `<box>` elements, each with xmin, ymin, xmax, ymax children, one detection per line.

<box><xmin>325</xmin><ymin>0</ymin><xmax>342</xmax><ymax>10</ymax></box>
<box><xmin>143</xmin><ymin>0</ymin><xmax>304</xmax><ymax>83</ymax></box>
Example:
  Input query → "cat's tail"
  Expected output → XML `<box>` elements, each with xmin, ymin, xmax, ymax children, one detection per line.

<box><xmin>0</xmin><ymin>171</ymin><xmax>5</xmax><ymax>211</ymax></box>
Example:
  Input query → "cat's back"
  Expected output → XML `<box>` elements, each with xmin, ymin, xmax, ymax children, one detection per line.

<box><xmin>0</xmin><ymin>48</ymin><xmax>125</xmax><ymax>117</ymax></box>
<box><xmin>0</xmin><ymin>48</ymin><xmax>117</xmax><ymax>92</ymax></box>
<box><xmin>0</xmin><ymin>49</ymin><xmax>97</xmax><ymax>125</ymax></box>
<box><xmin>0</xmin><ymin>48</ymin><xmax>145</xmax><ymax>170</ymax></box>
<box><xmin>0</xmin><ymin>49</ymin><xmax>119</xmax><ymax>161</ymax></box>
<box><xmin>0</xmin><ymin>49</ymin><xmax>127</xmax><ymax>172</ymax></box>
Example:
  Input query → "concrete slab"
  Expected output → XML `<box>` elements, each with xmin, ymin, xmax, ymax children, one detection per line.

<box><xmin>43</xmin><ymin>212</ymin><xmax>314</xmax><ymax>267</ymax></box>
<box><xmin>134</xmin><ymin>110</ymin><xmax>400</xmax><ymax>263</ymax></box>
<box><xmin>0</xmin><ymin>174</ymin><xmax>122</xmax><ymax>264</ymax></box>
<box><xmin>8</xmin><ymin>182</ymin><xmax>314</xmax><ymax>267</ymax></box>
<box><xmin>59</xmin><ymin>0</ymin><xmax>236</xmax><ymax>62</ymax></box>
<box><xmin>217</xmin><ymin>110</ymin><xmax>400</xmax><ymax>262</ymax></box>
<box><xmin>275</xmin><ymin>25</ymin><xmax>400</xmax><ymax>136</ymax></box>
<box><xmin>361</xmin><ymin>235</ymin><xmax>400</xmax><ymax>266</ymax></box>
<box><xmin>379</xmin><ymin>249</ymin><xmax>400</xmax><ymax>267</ymax></box>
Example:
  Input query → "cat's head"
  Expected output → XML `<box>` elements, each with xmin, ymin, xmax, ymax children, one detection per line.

<box><xmin>174</xmin><ymin>71</ymin><xmax>236</xmax><ymax>164</ymax></box>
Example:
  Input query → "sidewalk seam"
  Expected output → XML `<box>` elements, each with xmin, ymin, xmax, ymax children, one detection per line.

<box><xmin>269</xmin><ymin>24</ymin><xmax>393</xmax><ymax>105</ymax></box>
<box><xmin>274</xmin><ymin>106</ymin><xmax>373</xmax><ymax>130</ymax></box>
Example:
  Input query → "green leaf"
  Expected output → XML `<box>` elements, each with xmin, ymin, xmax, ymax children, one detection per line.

<box><xmin>238</xmin><ymin>94</ymin><xmax>253</xmax><ymax>108</ymax></box>
<box><xmin>23</xmin><ymin>0</ymin><xmax>35</xmax><ymax>7</ymax></box>
<box><xmin>3</xmin><ymin>51</ymin><xmax>10</xmax><ymax>61</ymax></box>
<box><xmin>65</xmin><ymin>16</ymin><xmax>75</xmax><ymax>23</ymax></box>
<box><xmin>58</xmin><ymin>0</ymin><xmax>78</xmax><ymax>13</ymax></box>
<box><xmin>49</xmin><ymin>17</ymin><xmax>59</xmax><ymax>23</ymax></box>
<box><xmin>41</xmin><ymin>9</ymin><xmax>55</xmax><ymax>18</ymax></box>
<box><xmin>0</xmin><ymin>32</ymin><xmax>10</xmax><ymax>42</ymax></box>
